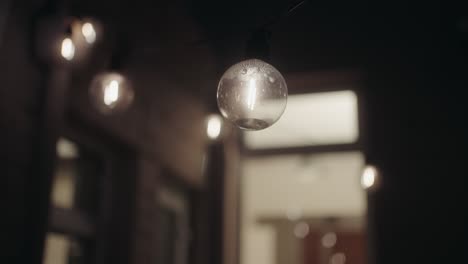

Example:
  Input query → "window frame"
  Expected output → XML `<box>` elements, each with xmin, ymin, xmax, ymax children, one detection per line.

<box><xmin>44</xmin><ymin>115</ymin><xmax>138</xmax><ymax>264</ymax></box>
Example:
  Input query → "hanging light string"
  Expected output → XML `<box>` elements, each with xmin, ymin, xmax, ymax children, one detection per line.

<box><xmin>181</xmin><ymin>0</ymin><xmax>308</xmax><ymax>48</ymax></box>
<box><xmin>260</xmin><ymin>0</ymin><xmax>308</xmax><ymax>29</ymax></box>
<box><xmin>245</xmin><ymin>0</ymin><xmax>308</xmax><ymax>61</ymax></box>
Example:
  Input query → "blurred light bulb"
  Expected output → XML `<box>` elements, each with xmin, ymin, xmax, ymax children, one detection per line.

<box><xmin>293</xmin><ymin>221</ymin><xmax>310</xmax><ymax>238</ymax></box>
<box><xmin>89</xmin><ymin>72</ymin><xmax>134</xmax><ymax>114</ymax></box>
<box><xmin>104</xmin><ymin>80</ymin><xmax>120</xmax><ymax>106</ymax></box>
<box><xmin>321</xmin><ymin>232</ymin><xmax>337</xmax><ymax>248</ymax></box>
<box><xmin>330</xmin><ymin>253</ymin><xmax>346</xmax><ymax>264</ymax></box>
<box><xmin>206</xmin><ymin>114</ymin><xmax>222</xmax><ymax>140</ymax></box>
<box><xmin>361</xmin><ymin>165</ymin><xmax>379</xmax><ymax>189</ymax></box>
<box><xmin>217</xmin><ymin>59</ymin><xmax>287</xmax><ymax>131</ymax></box>
<box><xmin>81</xmin><ymin>22</ymin><xmax>96</xmax><ymax>44</ymax></box>
<box><xmin>285</xmin><ymin>206</ymin><xmax>302</xmax><ymax>221</ymax></box>
<box><xmin>60</xmin><ymin>37</ymin><xmax>75</xmax><ymax>61</ymax></box>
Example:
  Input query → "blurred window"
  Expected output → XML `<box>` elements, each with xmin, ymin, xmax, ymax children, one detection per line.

<box><xmin>240</xmin><ymin>89</ymin><xmax>367</xmax><ymax>264</ymax></box>
<box><xmin>155</xmin><ymin>187</ymin><xmax>190</xmax><ymax>264</ymax></box>
<box><xmin>44</xmin><ymin>137</ymin><xmax>105</xmax><ymax>264</ymax></box>
<box><xmin>43</xmin><ymin>233</ymin><xmax>93</xmax><ymax>264</ymax></box>
<box><xmin>244</xmin><ymin>90</ymin><xmax>359</xmax><ymax>149</ymax></box>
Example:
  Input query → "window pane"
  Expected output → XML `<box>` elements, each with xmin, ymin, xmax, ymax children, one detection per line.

<box><xmin>43</xmin><ymin>233</ymin><xmax>93</xmax><ymax>264</ymax></box>
<box><xmin>155</xmin><ymin>187</ymin><xmax>190</xmax><ymax>264</ymax></box>
<box><xmin>52</xmin><ymin>138</ymin><xmax>103</xmax><ymax>216</ymax></box>
<box><xmin>240</xmin><ymin>152</ymin><xmax>366</xmax><ymax>264</ymax></box>
<box><xmin>244</xmin><ymin>91</ymin><xmax>359</xmax><ymax>149</ymax></box>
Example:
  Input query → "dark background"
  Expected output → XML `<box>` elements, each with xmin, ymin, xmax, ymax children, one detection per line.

<box><xmin>1</xmin><ymin>0</ymin><xmax>467</xmax><ymax>263</ymax></box>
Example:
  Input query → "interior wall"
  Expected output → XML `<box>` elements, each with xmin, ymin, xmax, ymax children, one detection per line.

<box><xmin>1</xmin><ymin>0</ymin><xmax>46</xmax><ymax>261</ymax></box>
<box><xmin>240</xmin><ymin>152</ymin><xmax>366</xmax><ymax>264</ymax></box>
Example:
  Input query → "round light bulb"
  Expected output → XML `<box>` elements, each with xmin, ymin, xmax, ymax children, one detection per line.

<box><xmin>293</xmin><ymin>221</ymin><xmax>310</xmax><ymax>238</ymax></box>
<box><xmin>217</xmin><ymin>59</ymin><xmax>287</xmax><ymax>130</ymax></box>
<box><xmin>206</xmin><ymin>114</ymin><xmax>223</xmax><ymax>140</ymax></box>
<box><xmin>321</xmin><ymin>232</ymin><xmax>337</xmax><ymax>248</ymax></box>
<box><xmin>60</xmin><ymin>37</ymin><xmax>75</xmax><ymax>61</ymax></box>
<box><xmin>361</xmin><ymin>165</ymin><xmax>379</xmax><ymax>190</ymax></box>
<box><xmin>330</xmin><ymin>253</ymin><xmax>346</xmax><ymax>264</ymax></box>
<box><xmin>89</xmin><ymin>72</ymin><xmax>134</xmax><ymax>114</ymax></box>
<box><xmin>81</xmin><ymin>22</ymin><xmax>97</xmax><ymax>44</ymax></box>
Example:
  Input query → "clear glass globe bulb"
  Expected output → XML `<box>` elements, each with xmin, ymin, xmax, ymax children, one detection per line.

<box><xmin>217</xmin><ymin>59</ymin><xmax>287</xmax><ymax>130</ymax></box>
<box><xmin>89</xmin><ymin>72</ymin><xmax>134</xmax><ymax>114</ymax></box>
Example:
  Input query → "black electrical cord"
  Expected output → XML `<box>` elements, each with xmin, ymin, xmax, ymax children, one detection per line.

<box><xmin>260</xmin><ymin>0</ymin><xmax>307</xmax><ymax>29</ymax></box>
<box><xmin>181</xmin><ymin>0</ymin><xmax>308</xmax><ymax>48</ymax></box>
<box><xmin>245</xmin><ymin>0</ymin><xmax>307</xmax><ymax>61</ymax></box>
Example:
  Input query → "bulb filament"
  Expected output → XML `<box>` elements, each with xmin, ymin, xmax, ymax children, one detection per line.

<box><xmin>60</xmin><ymin>37</ymin><xmax>75</xmax><ymax>61</ymax></box>
<box><xmin>247</xmin><ymin>78</ymin><xmax>257</xmax><ymax>110</ymax></box>
<box><xmin>104</xmin><ymin>80</ymin><xmax>120</xmax><ymax>106</ymax></box>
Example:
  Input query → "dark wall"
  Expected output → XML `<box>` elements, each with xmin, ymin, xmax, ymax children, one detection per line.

<box><xmin>1</xmin><ymin>0</ymin><xmax>45</xmax><ymax>261</ymax></box>
<box><xmin>364</xmin><ymin>4</ymin><xmax>468</xmax><ymax>264</ymax></box>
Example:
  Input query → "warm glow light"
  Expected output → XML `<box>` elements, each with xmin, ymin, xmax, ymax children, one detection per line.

<box><xmin>321</xmin><ymin>232</ymin><xmax>337</xmax><ymax>248</ymax></box>
<box><xmin>81</xmin><ymin>22</ymin><xmax>96</xmax><ymax>44</ymax></box>
<box><xmin>361</xmin><ymin>165</ymin><xmax>378</xmax><ymax>189</ymax></box>
<box><xmin>104</xmin><ymin>80</ymin><xmax>120</xmax><ymax>106</ymax></box>
<box><xmin>293</xmin><ymin>221</ymin><xmax>310</xmax><ymax>238</ymax></box>
<box><xmin>60</xmin><ymin>37</ymin><xmax>75</xmax><ymax>61</ymax></box>
<box><xmin>89</xmin><ymin>72</ymin><xmax>134</xmax><ymax>114</ymax></box>
<box><xmin>330</xmin><ymin>253</ymin><xmax>346</xmax><ymax>264</ymax></box>
<box><xmin>206</xmin><ymin>114</ymin><xmax>223</xmax><ymax>140</ymax></box>
<box><xmin>247</xmin><ymin>78</ymin><xmax>257</xmax><ymax>110</ymax></box>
